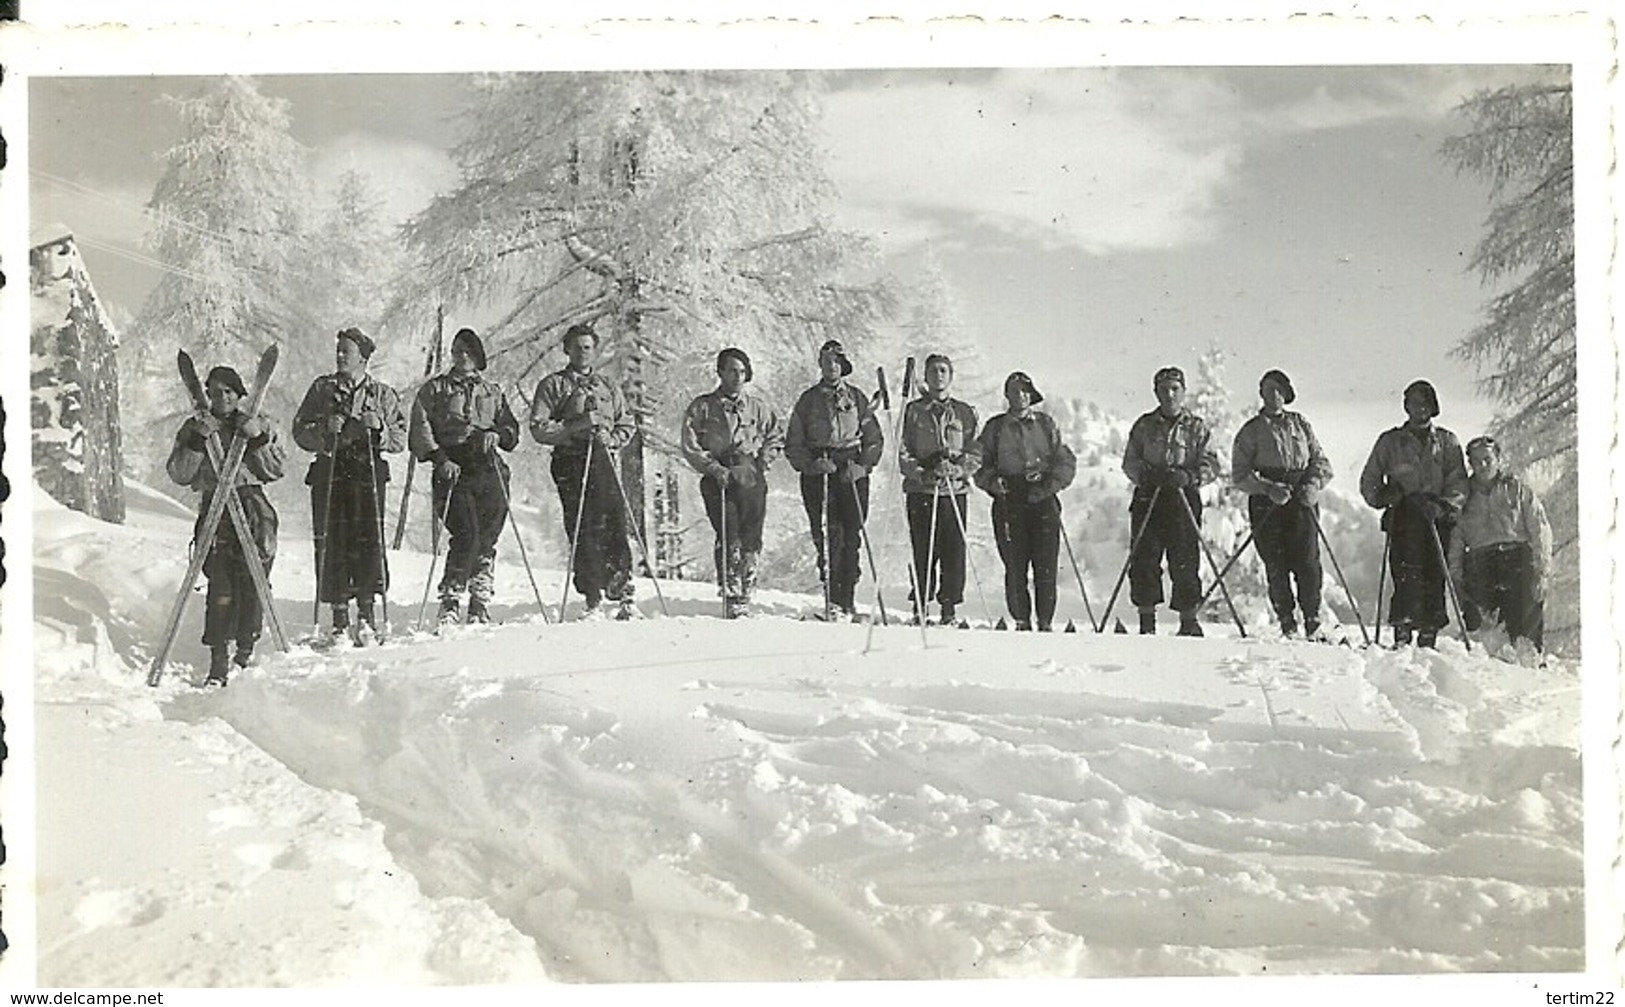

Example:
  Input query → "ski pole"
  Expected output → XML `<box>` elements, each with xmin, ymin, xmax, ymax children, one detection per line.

<box><xmin>719</xmin><ymin>474</ymin><xmax>732</xmax><ymax>617</ymax></box>
<box><xmin>821</xmin><ymin>469</ymin><xmax>833</xmax><ymax>619</ymax></box>
<box><xmin>1058</xmin><ymin>519</ymin><xmax>1099</xmax><ymax>633</ymax></box>
<box><xmin>1374</xmin><ymin>517</ymin><xmax>1392</xmax><ymax>648</ymax></box>
<box><xmin>921</xmin><ymin>481</ymin><xmax>941</xmax><ymax>623</ymax></box>
<box><xmin>417</xmin><ymin>469</ymin><xmax>459</xmax><ymax>632</ymax></box>
<box><xmin>1426</xmin><ymin>515</ymin><xmax>1471</xmax><ymax>652</ymax></box>
<box><xmin>1309</xmin><ymin>508</ymin><xmax>1371</xmax><ymax>647</ymax></box>
<box><xmin>850</xmin><ymin>477</ymin><xmax>890</xmax><ymax>626</ymax></box>
<box><xmin>1096</xmin><ymin>485</ymin><xmax>1161</xmax><ymax>632</ymax></box>
<box><xmin>943</xmin><ymin>487</ymin><xmax>993</xmax><ymax>625</ymax></box>
<box><xmin>1174</xmin><ymin>487</ymin><xmax>1247</xmax><ymax>637</ymax></box>
<box><xmin>490</xmin><ymin>448</ymin><xmax>550</xmax><ymax>623</ymax></box>
<box><xmin>314</xmin><ymin>424</ymin><xmax>339</xmax><ymax>630</ymax></box>
<box><xmin>605</xmin><ymin>441</ymin><xmax>670</xmax><ymax>617</ymax></box>
<box><xmin>368</xmin><ymin>428</ymin><xmax>390</xmax><ymax>632</ymax></box>
<box><xmin>560</xmin><ymin>437</ymin><xmax>594</xmax><ymax>620</ymax></box>
<box><xmin>1198</xmin><ymin>526</ymin><xmax>1260</xmax><ymax>607</ymax></box>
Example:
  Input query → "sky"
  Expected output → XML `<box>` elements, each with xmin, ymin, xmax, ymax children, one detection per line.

<box><xmin>27</xmin><ymin>63</ymin><xmax>1567</xmax><ymax>482</ymax></box>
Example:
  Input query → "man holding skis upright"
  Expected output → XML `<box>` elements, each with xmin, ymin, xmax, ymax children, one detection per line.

<box><xmin>1121</xmin><ymin>366</ymin><xmax>1221</xmax><ymax>637</ymax></box>
<box><xmin>785</xmin><ymin>339</ymin><xmax>884</xmax><ymax>621</ymax></box>
<box><xmin>529</xmin><ymin>322</ymin><xmax>638</xmax><ymax>619</ymax></box>
<box><xmin>168</xmin><ymin>364</ymin><xmax>287</xmax><ymax>685</ymax></box>
<box><xmin>681</xmin><ymin>347</ymin><xmax>785</xmax><ymax>618</ymax></box>
<box><xmin>1231</xmin><ymin>369</ymin><xmax>1335</xmax><ymax>639</ymax></box>
<box><xmin>292</xmin><ymin>327</ymin><xmax>408</xmax><ymax>645</ymax></box>
<box><xmin>1359</xmin><ymin>379</ymin><xmax>1469</xmax><ymax>649</ymax></box>
<box><xmin>900</xmin><ymin>353</ymin><xmax>981</xmax><ymax>626</ymax></box>
<box><xmin>409</xmin><ymin>327</ymin><xmax>521</xmax><ymax>625</ymax></box>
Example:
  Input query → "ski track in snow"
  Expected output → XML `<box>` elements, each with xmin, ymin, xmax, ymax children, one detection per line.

<box><xmin>30</xmin><ymin>487</ymin><xmax>1585</xmax><ymax>983</ymax></box>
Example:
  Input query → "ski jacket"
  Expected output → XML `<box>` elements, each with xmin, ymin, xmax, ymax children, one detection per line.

<box><xmin>973</xmin><ymin>410</ymin><xmax>1076</xmax><ymax>503</ymax></box>
<box><xmin>291</xmin><ymin>373</ymin><xmax>408</xmax><ymax>463</ymax></box>
<box><xmin>167</xmin><ymin>410</ymin><xmax>286</xmax><ymax>493</ymax></box>
<box><xmin>1122</xmin><ymin>408</ymin><xmax>1221</xmax><ymax>498</ymax></box>
<box><xmin>784</xmin><ymin>379</ymin><xmax>884</xmax><ymax>473</ymax></box>
<box><xmin>1358</xmin><ymin>423</ymin><xmax>1468</xmax><ymax>513</ymax></box>
<box><xmin>409</xmin><ymin>372</ymin><xmax>521</xmax><ymax>471</ymax></box>
<box><xmin>529</xmin><ymin>366</ymin><xmax>635</xmax><ymax>454</ymax></box>
<box><xmin>1231</xmin><ymin>409</ymin><xmax>1334</xmax><ymax>499</ymax></box>
<box><xmin>680</xmin><ymin>388</ymin><xmax>785</xmax><ymax>477</ymax></box>
<box><xmin>1450</xmin><ymin>473</ymin><xmax>1553</xmax><ymax>579</ymax></box>
<box><xmin>899</xmin><ymin>394</ymin><xmax>982</xmax><ymax>495</ymax></box>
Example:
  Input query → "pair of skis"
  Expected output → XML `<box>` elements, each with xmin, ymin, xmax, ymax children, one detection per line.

<box><xmin>147</xmin><ymin>345</ymin><xmax>285</xmax><ymax>687</ymax></box>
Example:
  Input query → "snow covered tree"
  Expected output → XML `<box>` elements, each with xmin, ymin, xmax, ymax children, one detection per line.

<box><xmin>890</xmin><ymin>245</ymin><xmax>995</xmax><ymax>405</ymax></box>
<box><xmin>123</xmin><ymin>76</ymin><xmax>319</xmax><ymax>482</ymax></box>
<box><xmin>1442</xmin><ymin>80</ymin><xmax>1578</xmax><ymax>649</ymax></box>
<box><xmin>396</xmin><ymin>71</ymin><xmax>898</xmax><ymax>574</ymax></box>
<box><xmin>310</xmin><ymin>169</ymin><xmax>407</xmax><ymax>346</ymax></box>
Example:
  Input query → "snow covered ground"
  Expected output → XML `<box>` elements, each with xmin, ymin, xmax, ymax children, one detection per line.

<box><xmin>18</xmin><ymin>475</ymin><xmax>1599</xmax><ymax>989</ymax></box>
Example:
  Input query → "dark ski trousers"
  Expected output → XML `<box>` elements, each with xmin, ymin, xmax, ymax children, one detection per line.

<box><xmin>1128</xmin><ymin>487</ymin><xmax>1203</xmax><ymax>614</ymax></box>
<box><xmin>993</xmin><ymin>494</ymin><xmax>1061</xmax><ymax>627</ymax></box>
<box><xmin>1248</xmin><ymin>495</ymin><xmax>1323</xmax><ymax>627</ymax></box>
<box><xmin>435</xmin><ymin>459</ymin><xmax>508</xmax><ymax>603</ymax></box>
<box><xmin>552</xmin><ymin>447</ymin><xmax>633</xmax><ymax>603</ymax></box>
<box><xmin>701</xmin><ymin>472</ymin><xmax>767</xmax><ymax>596</ymax></box>
<box><xmin>311</xmin><ymin>454</ymin><xmax>387</xmax><ymax>605</ymax></box>
<box><xmin>200</xmin><ymin>485</ymin><xmax>278</xmax><ymax>649</ymax></box>
<box><xmin>906</xmin><ymin>491</ymin><xmax>967</xmax><ymax>610</ymax></box>
<box><xmin>800</xmin><ymin>473</ymin><xmax>868</xmax><ymax>612</ymax></box>
<box><xmin>1385</xmin><ymin>498</ymin><xmax>1451</xmax><ymax>633</ymax></box>
<box><xmin>1462</xmin><ymin>541</ymin><xmax>1544</xmax><ymax>649</ymax></box>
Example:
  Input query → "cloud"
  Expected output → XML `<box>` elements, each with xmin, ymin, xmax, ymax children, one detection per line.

<box><xmin>823</xmin><ymin>68</ymin><xmax>1245</xmax><ymax>257</ymax></box>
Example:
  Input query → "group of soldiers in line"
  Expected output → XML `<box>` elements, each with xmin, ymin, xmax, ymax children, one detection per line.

<box><xmin>168</xmin><ymin>325</ymin><xmax>1553</xmax><ymax>685</ymax></box>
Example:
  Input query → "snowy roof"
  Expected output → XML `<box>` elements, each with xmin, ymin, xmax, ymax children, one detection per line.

<box><xmin>30</xmin><ymin>223</ymin><xmax>75</xmax><ymax>249</ymax></box>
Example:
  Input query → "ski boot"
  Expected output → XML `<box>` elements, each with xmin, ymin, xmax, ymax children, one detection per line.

<box><xmin>233</xmin><ymin>641</ymin><xmax>254</xmax><ymax>670</ymax></box>
<box><xmin>354</xmin><ymin>600</ymin><xmax>379</xmax><ymax>646</ymax></box>
<box><xmin>1139</xmin><ymin>610</ymin><xmax>1157</xmax><ymax>636</ymax></box>
<box><xmin>329</xmin><ymin>604</ymin><xmax>352</xmax><ymax>647</ymax></box>
<box><xmin>939</xmin><ymin>603</ymin><xmax>956</xmax><ymax>627</ymax></box>
<box><xmin>466</xmin><ymin>598</ymin><xmax>491</xmax><ymax>624</ymax></box>
<box><xmin>724</xmin><ymin>596</ymin><xmax>749</xmax><ymax>619</ymax></box>
<box><xmin>205</xmin><ymin>646</ymin><xmax>231</xmax><ymax>687</ymax></box>
<box><xmin>1416</xmin><ymin>629</ymin><xmax>1438</xmax><ymax>650</ymax></box>
<box><xmin>1176</xmin><ymin>613</ymin><xmax>1204</xmax><ymax>638</ymax></box>
<box><xmin>438</xmin><ymin>597</ymin><xmax>463</xmax><ymax>626</ymax></box>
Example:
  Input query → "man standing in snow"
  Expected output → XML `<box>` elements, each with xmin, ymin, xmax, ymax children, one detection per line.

<box><xmin>409</xmin><ymin>328</ymin><xmax>522</xmax><ymax>625</ymax></box>
<box><xmin>1359</xmin><ymin>379</ymin><xmax>1469</xmax><ymax>649</ymax></box>
<box><xmin>292</xmin><ymin>327</ymin><xmax>408</xmax><ymax>645</ymax></box>
<box><xmin>680</xmin><ymin>347</ymin><xmax>785</xmax><ymax>618</ymax></box>
<box><xmin>1231</xmin><ymin>370</ymin><xmax>1335</xmax><ymax>638</ymax></box>
<box><xmin>785</xmin><ymin>339</ymin><xmax>884</xmax><ymax>621</ymax></box>
<box><xmin>529</xmin><ymin>323</ymin><xmax>638</xmax><ymax>619</ymax></box>
<box><xmin>168</xmin><ymin>365</ymin><xmax>286</xmax><ymax>685</ymax></box>
<box><xmin>900</xmin><ymin>353</ymin><xmax>982</xmax><ymax>626</ymax></box>
<box><xmin>974</xmin><ymin>371</ymin><xmax>1074</xmax><ymax>632</ymax></box>
<box><xmin>1121</xmin><ymin>365</ymin><xmax>1222</xmax><ymax>637</ymax></box>
<box><xmin>1449</xmin><ymin>435</ymin><xmax>1552</xmax><ymax>650</ymax></box>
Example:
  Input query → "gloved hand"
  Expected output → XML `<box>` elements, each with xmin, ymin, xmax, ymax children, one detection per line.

<box><xmin>1376</xmin><ymin>483</ymin><xmax>1406</xmax><ymax>508</ymax></box>
<box><xmin>1265</xmin><ymin>481</ymin><xmax>1292</xmax><ymax>506</ymax></box>
<box><xmin>1291</xmin><ymin>483</ymin><xmax>1320</xmax><ymax>507</ymax></box>
<box><xmin>988</xmin><ymin>475</ymin><xmax>1010</xmax><ymax>497</ymax></box>
<box><xmin>728</xmin><ymin>459</ymin><xmax>760</xmax><ymax>488</ymax></box>
<box><xmin>935</xmin><ymin>460</ymin><xmax>964</xmax><ymax>483</ymax></box>
<box><xmin>808</xmin><ymin>457</ymin><xmax>838</xmax><ymax>476</ymax></box>
<box><xmin>474</xmin><ymin>429</ymin><xmax>501</xmax><ymax>455</ymax></box>
<box><xmin>359</xmin><ymin>409</ymin><xmax>383</xmax><ymax>431</ymax></box>
<box><xmin>840</xmin><ymin>460</ymin><xmax>868</xmax><ymax>484</ymax></box>
<box><xmin>1410</xmin><ymin>491</ymin><xmax>1445</xmax><ymax>522</ymax></box>
<box><xmin>325</xmin><ymin>413</ymin><xmax>348</xmax><ymax>436</ymax></box>
<box><xmin>239</xmin><ymin>415</ymin><xmax>268</xmax><ymax>442</ymax></box>
<box><xmin>436</xmin><ymin>457</ymin><xmax>461</xmax><ymax>483</ymax></box>
<box><xmin>183</xmin><ymin>414</ymin><xmax>220</xmax><ymax>449</ymax></box>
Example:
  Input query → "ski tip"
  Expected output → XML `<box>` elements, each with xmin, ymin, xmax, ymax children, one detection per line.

<box><xmin>994</xmin><ymin>617</ymin><xmax>1008</xmax><ymax>631</ymax></box>
<box><xmin>1113</xmin><ymin>618</ymin><xmax>1128</xmax><ymax>634</ymax></box>
<box><xmin>1064</xmin><ymin>620</ymin><xmax>1077</xmax><ymax>633</ymax></box>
